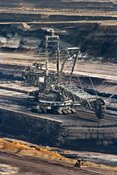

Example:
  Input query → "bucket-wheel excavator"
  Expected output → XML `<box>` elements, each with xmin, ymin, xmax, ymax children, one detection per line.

<box><xmin>23</xmin><ymin>29</ymin><xmax>105</xmax><ymax>119</ymax></box>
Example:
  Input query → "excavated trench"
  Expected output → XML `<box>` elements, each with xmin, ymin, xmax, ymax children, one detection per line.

<box><xmin>0</xmin><ymin>105</ymin><xmax>117</xmax><ymax>154</ymax></box>
<box><xmin>0</xmin><ymin>61</ymin><xmax>117</xmax><ymax>154</ymax></box>
<box><xmin>0</xmin><ymin>14</ymin><xmax>117</xmax><ymax>154</ymax></box>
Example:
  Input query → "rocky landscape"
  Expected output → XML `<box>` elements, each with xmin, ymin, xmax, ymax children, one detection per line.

<box><xmin>0</xmin><ymin>138</ymin><xmax>116</xmax><ymax>175</ymax></box>
<box><xmin>0</xmin><ymin>1</ymin><xmax>117</xmax><ymax>174</ymax></box>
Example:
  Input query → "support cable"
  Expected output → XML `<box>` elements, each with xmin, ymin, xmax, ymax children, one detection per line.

<box><xmin>89</xmin><ymin>76</ymin><xmax>98</xmax><ymax>98</ymax></box>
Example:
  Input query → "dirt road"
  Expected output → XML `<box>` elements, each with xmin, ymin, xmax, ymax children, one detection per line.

<box><xmin>0</xmin><ymin>52</ymin><xmax>117</xmax><ymax>81</ymax></box>
<box><xmin>0</xmin><ymin>152</ymin><xmax>86</xmax><ymax>175</ymax></box>
<box><xmin>0</xmin><ymin>152</ymin><xmax>117</xmax><ymax>175</ymax></box>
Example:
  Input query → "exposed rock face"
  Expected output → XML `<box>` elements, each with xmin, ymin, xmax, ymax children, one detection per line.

<box><xmin>0</xmin><ymin>23</ymin><xmax>117</xmax><ymax>62</ymax></box>
<box><xmin>0</xmin><ymin>108</ymin><xmax>64</xmax><ymax>146</ymax></box>
<box><xmin>0</xmin><ymin>107</ymin><xmax>117</xmax><ymax>154</ymax></box>
<box><xmin>62</xmin><ymin>23</ymin><xmax>117</xmax><ymax>61</ymax></box>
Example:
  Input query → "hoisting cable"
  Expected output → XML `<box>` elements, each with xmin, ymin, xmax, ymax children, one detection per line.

<box><xmin>88</xmin><ymin>76</ymin><xmax>98</xmax><ymax>98</ymax></box>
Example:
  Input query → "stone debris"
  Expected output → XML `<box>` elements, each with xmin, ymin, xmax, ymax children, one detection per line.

<box><xmin>0</xmin><ymin>163</ymin><xmax>19</xmax><ymax>175</ymax></box>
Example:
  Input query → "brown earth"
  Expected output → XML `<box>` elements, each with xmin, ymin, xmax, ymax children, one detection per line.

<box><xmin>0</xmin><ymin>139</ymin><xmax>117</xmax><ymax>175</ymax></box>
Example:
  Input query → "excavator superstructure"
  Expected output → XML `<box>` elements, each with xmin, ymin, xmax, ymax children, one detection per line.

<box><xmin>23</xmin><ymin>29</ymin><xmax>106</xmax><ymax>118</ymax></box>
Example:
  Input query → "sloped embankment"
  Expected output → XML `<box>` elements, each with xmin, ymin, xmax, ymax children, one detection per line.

<box><xmin>0</xmin><ymin>108</ymin><xmax>65</xmax><ymax>147</ymax></box>
<box><xmin>62</xmin><ymin>23</ymin><xmax>117</xmax><ymax>62</ymax></box>
<box><xmin>0</xmin><ymin>138</ymin><xmax>76</xmax><ymax>165</ymax></box>
<box><xmin>0</xmin><ymin>138</ymin><xmax>117</xmax><ymax>175</ymax></box>
<box><xmin>0</xmin><ymin>22</ymin><xmax>117</xmax><ymax>62</ymax></box>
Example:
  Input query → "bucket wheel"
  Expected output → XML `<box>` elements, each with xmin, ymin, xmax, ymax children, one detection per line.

<box><xmin>94</xmin><ymin>98</ymin><xmax>105</xmax><ymax>119</ymax></box>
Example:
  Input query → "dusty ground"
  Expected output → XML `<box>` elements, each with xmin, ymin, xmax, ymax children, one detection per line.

<box><xmin>0</xmin><ymin>153</ymin><xmax>80</xmax><ymax>175</ymax></box>
<box><xmin>0</xmin><ymin>152</ymin><xmax>117</xmax><ymax>175</ymax></box>
<box><xmin>0</xmin><ymin>52</ymin><xmax>117</xmax><ymax>81</ymax></box>
<box><xmin>0</xmin><ymin>2</ymin><xmax>117</xmax><ymax>174</ymax></box>
<box><xmin>0</xmin><ymin>139</ymin><xmax>117</xmax><ymax>175</ymax></box>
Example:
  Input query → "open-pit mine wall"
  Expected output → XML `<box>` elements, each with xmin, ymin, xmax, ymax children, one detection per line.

<box><xmin>0</xmin><ymin>0</ymin><xmax>117</xmax><ymax>11</ymax></box>
<box><xmin>0</xmin><ymin>23</ymin><xmax>117</xmax><ymax>62</ymax></box>
<box><xmin>0</xmin><ymin>107</ymin><xmax>117</xmax><ymax>154</ymax></box>
<box><xmin>0</xmin><ymin>107</ymin><xmax>64</xmax><ymax>146</ymax></box>
<box><xmin>62</xmin><ymin>23</ymin><xmax>117</xmax><ymax>62</ymax></box>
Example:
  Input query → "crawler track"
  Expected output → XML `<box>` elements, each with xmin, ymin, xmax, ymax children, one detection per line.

<box><xmin>0</xmin><ymin>92</ymin><xmax>117</xmax><ymax>131</ymax></box>
<box><xmin>0</xmin><ymin>92</ymin><xmax>117</xmax><ymax>121</ymax></box>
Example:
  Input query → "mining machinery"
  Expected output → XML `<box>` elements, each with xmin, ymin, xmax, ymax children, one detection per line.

<box><xmin>23</xmin><ymin>29</ymin><xmax>105</xmax><ymax>118</ymax></box>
